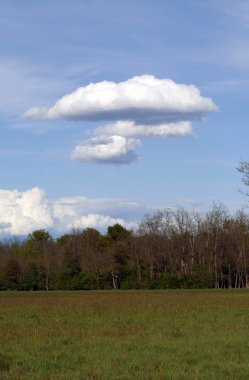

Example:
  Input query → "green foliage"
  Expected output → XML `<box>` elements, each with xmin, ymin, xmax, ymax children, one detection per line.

<box><xmin>120</xmin><ymin>271</ymin><xmax>143</xmax><ymax>289</ymax></box>
<box><xmin>68</xmin><ymin>272</ymin><xmax>96</xmax><ymax>290</ymax></box>
<box><xmin>27</xmin><ymin>229</ymin><xmax>52</xmax><ymax>243</ymax></box>
<box><xmin>4</xmin><ymin>259</ymin><xmax>21</xmax><ymax>290</ymax></box>
<box><xmin>0</xmin><ymin>272</ymin><xmax>5</xmax><ymax>290</ymax></box>
<box><xmin>181</xmin><ymin>265</ymin><xmax>213</xmax><ymax>289</ymax></box>
<box><xmin>56</xmin><ymin>233</ymin><xmax>71</xmax><ymax>246</ymax></box>
<box><xmin>150</xmin><ymin>273</ymin><xmax>181</xmax><ymax>289</ymax></box>
<box><xmin>20</xmin><ymin>263</ymin><xmax>46</xmax><ymax>291</ymax></box>
<box><xmin>24</xmin><ymin>229</ymin><xmax>52</xmax><ymax>256</ymax></box>
<box><xmin>107</xmin><ymin>223</ymin><xmax>131</xmax><ymax>242</ymax></box>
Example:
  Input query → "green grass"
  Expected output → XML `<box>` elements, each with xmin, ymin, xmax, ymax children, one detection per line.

<box><xmin>1</xmin><ymin>290</ymin><xmax>249</xmax><ymax>379</ymax></box>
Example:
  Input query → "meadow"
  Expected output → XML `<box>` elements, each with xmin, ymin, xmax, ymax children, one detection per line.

<box><xmin>1</xmin><ymin>290</ymin><xmax>249</xmax><ymax>379</ymax></box>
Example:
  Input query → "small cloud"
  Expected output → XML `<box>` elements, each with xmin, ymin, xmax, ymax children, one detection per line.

<box><xmin>71</xmin><ymin>135</ymin><xmax>139</xmax><ymax>165</ymax></box>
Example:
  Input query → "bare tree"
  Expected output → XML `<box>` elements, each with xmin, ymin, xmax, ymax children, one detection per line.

<box><xmin>237</xmin><ymin>160</ymin><xmax>249</xmax><ymax>196</ymax></box>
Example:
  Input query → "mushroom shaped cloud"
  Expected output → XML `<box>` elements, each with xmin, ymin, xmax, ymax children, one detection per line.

<box><xmin>23</xmin><ymin>75</ymin><xmax>217</xmax><ymax>165</ymax></box>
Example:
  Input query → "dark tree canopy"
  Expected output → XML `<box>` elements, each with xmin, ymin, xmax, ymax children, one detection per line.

<box><xmin>27</xmin><ymin>229</ymin><xmax>52</xmax><ymax>243</ymax></box>
<box><xmin>107</xmin><ymin>224</ymin><xmax>131</xmax><ymax>242</ymax></box>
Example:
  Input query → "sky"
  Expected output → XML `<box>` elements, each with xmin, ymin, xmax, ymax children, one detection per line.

<box><xmin>0</xmin><ymin>0</ymin><xmax>249</xmax><ymax>236</ymax></box>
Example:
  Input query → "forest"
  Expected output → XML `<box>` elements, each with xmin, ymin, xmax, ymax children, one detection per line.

<box><xmin>1</xmin><ymin>203</ymin><xmax>249</xmax><ymax>291</ymax></box>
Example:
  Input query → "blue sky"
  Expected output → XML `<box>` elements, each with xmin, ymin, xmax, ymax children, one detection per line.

<box><xmin>0</xmin><ymin>0</ymin><xmax>249</xmax><ymax>236</ymax></box>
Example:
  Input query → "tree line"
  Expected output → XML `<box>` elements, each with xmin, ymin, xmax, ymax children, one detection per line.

<box><xmin>1</xmin><ymin>203</ymin><xmax>249</xmax><ymax>290</ymax></box>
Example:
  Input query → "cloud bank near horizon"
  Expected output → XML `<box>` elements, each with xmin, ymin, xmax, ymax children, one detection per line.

<box><xmin>23</xmin><ymin>75</ymin><xmax>217</xmax><ymax>164</ymax></box>
<box><xmin>0</xmin><ymin>187</ymin><xmax>145</xmax><ymax>236</ymax></box>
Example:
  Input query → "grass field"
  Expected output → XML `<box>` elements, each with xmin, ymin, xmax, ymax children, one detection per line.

<box><xmin>1</xmin><ymin>290</ymin><xmax>249</xmax><ymax>379</ymax></box>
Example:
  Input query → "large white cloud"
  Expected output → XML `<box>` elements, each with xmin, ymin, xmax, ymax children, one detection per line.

<box><xmin>0</xmin><ymin>187</ymin><xmax>145</xmax><ymax>236</ymax></box>
<box><xmin>93</xmin><ymin>120</ymin><xmax>193</xmax><ymax>138</ymax></box>
<box><xmin>71</xmin><ymin>135</ymin><xmax>139</xmax><ymax>164</ymax></box>
<box><xmin>24</xmin><ymin>75</ymin><xmax>217</xmax><ymax>122</ymax></box>
<box><xmin>0</xmin><ymin>187</ymin><xmax>53</xmax><ymax>236</ymax></box>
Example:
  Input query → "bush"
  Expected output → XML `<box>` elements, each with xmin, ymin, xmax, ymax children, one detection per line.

<box><xmin>150</xmin><ymin>273</ymin><xmax>180</xmax><ymax>289</ymax></box>
<box><xmin>69</xmin><ymin>272</ymin><xmax>97</xmax><ymax>290</ymax></box>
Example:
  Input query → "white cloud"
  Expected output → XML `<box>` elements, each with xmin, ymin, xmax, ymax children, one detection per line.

<box><xmin>0</xmin><ymin>187</ymin><xmax>53</xmax><ymax>236</ymax></box>
<box><xmin>71</xmin><ymin>135</ymin><xmax>139</xmax><ymax>164</ymax></box>
<box><xmin>0</xmin><ymin>187</ymin><xmax>145</xmax><ymax>236</ymax></box>
<box><xmin>93</xmin><ymin>120</ymin><xmax>193</xmax><ymax>138</ymax></box>
<box><xmin>23</xmin><ymin>75</ymin><xmax>217</xmax><ymax>122</ymax></box>
<box><xmin>67</xmin><ymin>214</ymin><xmax>130</xmax><ymax>231</ymax></box>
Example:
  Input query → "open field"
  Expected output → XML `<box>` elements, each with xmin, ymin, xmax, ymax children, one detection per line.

<box><xmin>1</xmin><ymin>290</ymin><xmax>249</xmax><ymax>379</ymax></box>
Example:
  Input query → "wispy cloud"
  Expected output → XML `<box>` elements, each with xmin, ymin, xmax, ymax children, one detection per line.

<box><xmin>0</xmin><ymin>59</ymin><xmax>102</xmax><ymax>116</ymax></box>
<box><xmin>213</xmin><ymin>0</ymin><xmax>249</xmax><ymax>29</ymax></box>
<box><xmin>93</xmin><ymin>120</ymin><xmax>193</xmax><ymax>138</ymax></box>
<box><xmin>201</xmin><ymin>79</ymin><xmax>249</xmax><ymax>93</ymax></box>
